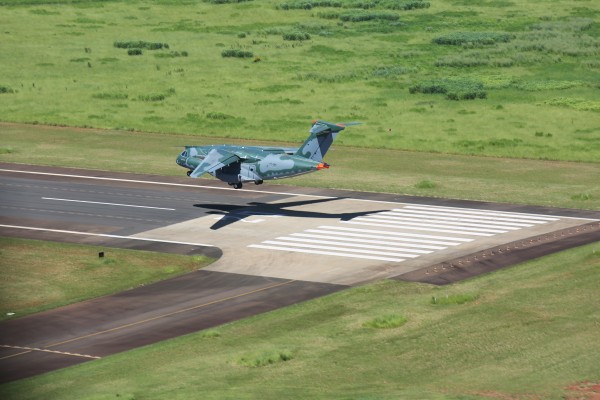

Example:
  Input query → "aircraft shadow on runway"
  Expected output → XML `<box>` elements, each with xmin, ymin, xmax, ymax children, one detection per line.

<box><xmin>194</xmin><ymin>198</ymin><xmax>388</xmax><ymax>230</ymax></box>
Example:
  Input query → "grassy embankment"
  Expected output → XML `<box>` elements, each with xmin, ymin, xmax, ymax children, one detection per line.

<box><xmin>1</xmin><ymin>242</ymin><xmax>599</xmax><ymax>399</ymax></box>
<box><xmin>0</xmin><ymin>237</ymin><xmax>216</xmax><ymax>320</ymax></box>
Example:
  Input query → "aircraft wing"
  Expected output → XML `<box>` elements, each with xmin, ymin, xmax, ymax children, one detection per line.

<box><xmin>190</xmin><ymin>148</ymin><xmax>240</xmax><ymax>178</ymax></box>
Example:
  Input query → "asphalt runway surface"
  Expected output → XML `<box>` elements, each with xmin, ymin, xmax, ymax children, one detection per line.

<box><xmin>1</xmin><ymin>163</ymin><xmax>599</xmax><ymax>383</ymax></box>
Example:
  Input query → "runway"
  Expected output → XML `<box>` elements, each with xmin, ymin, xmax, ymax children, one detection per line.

<box><xmin>1</xmin><ymin>163</ymin><xmax>599</xmax><ymax>382</ymax></box>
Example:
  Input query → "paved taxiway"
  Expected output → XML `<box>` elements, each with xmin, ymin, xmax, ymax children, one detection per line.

<box><xmin>1</xmin><ymin>163</ymin><xmax>599</xmax><ymax>382</ymax></box>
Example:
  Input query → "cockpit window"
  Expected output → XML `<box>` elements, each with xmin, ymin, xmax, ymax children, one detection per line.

<box><xmin>180</xmin><ymin>150</ymin><xmax>188</xmax><ymax>157</ymax></box>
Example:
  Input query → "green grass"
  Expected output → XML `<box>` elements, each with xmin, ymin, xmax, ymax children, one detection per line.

<box><xmin>0</xmin><ymin>0</ymin><xmax>598</xmax><ymax>162</ymax></box>
<box><xmin>2</xmin><ymin>242</ymin><xmax>598</xmax><ymax>399</ymax></box>
<box><xmin>0</xmin><ymin>237</ymin><xmax>216</xmax><ymax>320</ymax></box>
<box><xmin>2</xmin><ymin>123</ymin><xmax>599</xmax><ymax>210</ymax></box>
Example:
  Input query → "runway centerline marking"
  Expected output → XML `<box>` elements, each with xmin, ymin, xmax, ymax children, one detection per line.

<box><xmin>42</xmin><ymin>197</ymin><xmax>175</xmax><ymax>211</ymax></box>
<box><xmin>2</xmin><ymin>168</ymin><xmax>596</xmax><ymax>220</ymax></box>
<box><xmin>44</xmin><ymin>279</ymin><xmax>297</xmax><ymax>349</ymax></box>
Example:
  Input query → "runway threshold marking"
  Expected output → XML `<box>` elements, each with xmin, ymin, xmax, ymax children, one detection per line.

<box><xmin>0</xmin><ymin>224</ymin><xmax>215</xmax><ymax>248</ymax></box>
<box><xmin>0</xmin><ymin>345</ymin><xmax>100</xmax><ymax>360</ymax></box>
<box><xmin>43</xmin><ymin>279</ymin><xmax>297</xmax><ymax>349</ymax></box>
<box><xmin>42</xmin><ymin>197</ymin><xmax>175</xmax><ymax>211</ymax></box>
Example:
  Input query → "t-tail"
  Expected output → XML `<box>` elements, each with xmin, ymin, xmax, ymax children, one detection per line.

<box><xmin>295</xmin><ymin>120</ymin><xmax>360</xmax><ymax>162</ymax></box>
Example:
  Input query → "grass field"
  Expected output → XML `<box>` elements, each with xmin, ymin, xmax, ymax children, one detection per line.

<box><xmin>0</xmin><ymin>0</ymin><xmax>598</xmax><ymax>162</ymax></box>
<box><xmin>0</xmin><ymin>237</ymin><xmax>216</xmax><ymax>320</ymax></box>
<box><xmin>1</xmin><ymin>242</ymin><xmax>598</xmax><ymax>399</ymax></box>
<box><xmin>2</xmin><ymin>122</ymin><xmax>599</xmax><ymax>210</ymax></box>
<box><xmin>1</xmin><ymin>0</ymin><xmax>599</xmax><ymax>398</ymax></box>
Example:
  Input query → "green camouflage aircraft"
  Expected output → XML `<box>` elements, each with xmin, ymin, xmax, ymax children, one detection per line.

<box><xmin>176</xmin><ymin>120</ymin><xmax>359</xmax><ymax>189</ymax></box>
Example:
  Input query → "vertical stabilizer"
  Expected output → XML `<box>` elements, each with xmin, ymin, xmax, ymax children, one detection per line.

<box><xmin>295</xmin><ymin>120</ymin><xmax>348</xmax><ymax>162</ymax></box>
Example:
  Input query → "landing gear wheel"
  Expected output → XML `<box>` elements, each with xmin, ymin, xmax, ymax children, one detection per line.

<box><xmin>233</xmin><ymin>182</ymin><xmax>243</xmax><ymax>189</ymax></box>
<box><xmin>254</xmin><ymin>180</ymin><xmax>263</xmax><ymax>185</ymax></box>
<box><xmin>186</xmin><ymin>170</ymin><xmax>192</xmax><ymax>176</ymax></box>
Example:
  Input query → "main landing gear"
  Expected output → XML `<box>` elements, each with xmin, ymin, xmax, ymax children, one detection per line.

<box><xmin>228</xmin><ymin>182</ymin><xmax>243</xmax><ymax>189</ymax></box>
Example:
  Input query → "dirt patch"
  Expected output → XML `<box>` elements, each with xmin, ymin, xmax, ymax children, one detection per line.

<box><xmin>565</xmin><ymin>381</ymin><xmax>600</xmax><ymax>400</ymax></box>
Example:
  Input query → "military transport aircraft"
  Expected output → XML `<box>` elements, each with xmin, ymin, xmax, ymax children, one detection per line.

<box><xmin>176</xmin><ymin>120</ymin><xmax>359</xmax><ymax>189</ymax></box>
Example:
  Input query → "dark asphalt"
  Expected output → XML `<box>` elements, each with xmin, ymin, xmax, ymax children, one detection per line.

<box><xmin>1</xmin><ymin>163</ymin><xmax>599</xmax><ymax>383</ymax></box>
<box><xmin>0</xmin><ymin>270</ymin><xmax>345</xmax><ymax>383</ymax></box>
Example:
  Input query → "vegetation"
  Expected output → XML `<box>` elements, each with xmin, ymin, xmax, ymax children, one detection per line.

<box><xmin>0</xmin><ymin>0</ymin><xmax>597</xmax><ymax>163</ymax></box>
<box><xmin>1</xmin><ymin>243</ymin><xmax>598</xmax><ymax>399</ymax></box>
<box><xmin>1</xmin><ymin>123</ymin><xmax>599</xmax><ymax>210</ymax></box>
<box><xmin>0</xmin><ymin>238</ymin><xmax>216</xmax><ymax>320</ymax></box>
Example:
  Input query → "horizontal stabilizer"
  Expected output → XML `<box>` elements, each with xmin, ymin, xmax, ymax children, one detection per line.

<box><xmin>190</xmin><ymin>148</ymin><xmax>240</xmax><ymax>178</ymax></box>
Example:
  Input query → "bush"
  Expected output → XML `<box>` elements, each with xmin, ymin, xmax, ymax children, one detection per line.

<box><xmin>138</xmin><ymin>94</ymin><xmax>165</xmax><ymax>102</ymax></box>
<box><xmin>127</xmin><ymin>48</ymin><xmax>142</xmax><ymax>56</ymax></box>
<box><xmin>221</xmin><ymin>49</ymin><xmax>254</xmax><ymax>58</ymax></box>
<box><xmin>206</xmin><ymin>112</ymin><xmax>233</xmax><ymax>120</ymax></box>
<box><xmin>0</xmin><ymin>86</ymin><xmax>14</xmax><ymax>94</ymax></box>
<box><xmin>363</xmin><ymin>314</ymin><xmax>407</xmax><ymax>329</ymax></box>
<box><xmin>415</xmin><ymin>179</ymin><xmax>436</xmax><ymax>189</ymax></box>
<box><xmin>279</xmin><ymin>1</ymin><xmax>342</xmax><ymax>10</ymax></box>
<box><xmin>237</xmin><ymin>350</ymin><xmax>293</xmax><ymax>367</ymax></box>
<box><xmin>283</xmin><ymin>31</ymin><xmax>311</xmax><ymax>41</ymax></box>
<box><xmin>432</xmin><ymin>32</ymin><xmax>513</xmax><ymax>46</ymax></box>
<box><xmin>339</xmin><ymin>11</ymin><xmax>399</xmax><ymax>22</ymax></box>
<box><xmin>92</xmin><ymin>92</ymin><xmax>128</xmax><ymax>100</ymax></box>
<box><xmin>114</xmin><ymin>41</ymin><xmax>168</xmax><ymax>50</ymax></box>
<box><xmin>409</xmin><ymin>78</ymin><xmax>487</xmax><ymax>100</ymax></box>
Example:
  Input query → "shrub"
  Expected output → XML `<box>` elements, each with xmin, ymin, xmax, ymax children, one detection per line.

<box><xmin>409</xmin><ymin>78</ymin><xmax>487</xmax><ymax>100</ymax></box>
<box><xmin>92</xmin><ymin>92</ymin><xmax>128</xmax><ymax>100</ymax></box>
<box><xmin>0</xmin><ymin>86</ymin><xmax>14</xmax><ymax>94</ymax></box>
<box><xmin>415</xmin><ymin>180</ymin><xmax>436</xmax><ymax>189</ymax></box>
<box><xmin>339</xmin><ymin>11</ymin><xmax>399</xmax><ymax>22</ymax></box>
<box><xmin>138</xmin><ymin>94</ymin><xmax>165</xmax><ymax>101</ymax></box>
<box><xmin>127</xmin><ymin>48</ymin><xmax>142</xmax><ymax>56</ymax></box>
<box><xmin>279</xmin><ymin>1</ymin><xmax>342</xmax><ymax>10</ymax></box>
<box><xmin>283</xmin><ymin>31</ymin><xmax>311</xmax><ymax>41</ymax></box>
<box><xmin>432</xmin><ymin>32</ymin><xmax>513</xmax><ymax>46</ymax></box>
<box><xmin>363</xmin><ymin>314</ymin><xmax>407</xmax><ymax>329</ymax></box>
<box><xmin>237</xmin><ymin>350</ymin><xmax>293</xmax><ymax>367</ymax></box>
<box><xmin>114</xmin><ymin>41</ymin><xmax>168</xmax><ymax>50</ymax></box>
<box><xmin>221</xmin><ymin>49</ymin><xmax>254</xmax><ymax>58</ymax></box>
<box><xmin>206</xmin><ymin>112</ymin><xmax>233</xmax><ymax>120</ymax></box>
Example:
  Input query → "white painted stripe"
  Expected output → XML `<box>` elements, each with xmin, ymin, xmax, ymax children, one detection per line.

<box><xmin>248</xmin><ymin>244</ymin><xmax>404</xmax><ymax>262</ymax></box>
<box><xmin>402</xmin><ymin>205</ymin><xmax>560</xmax><ymax>221</ymax></box>
<box><xmin>2</xmin><ymin>168</ymin><xmax>597</xmax><ymax>221</ymax></box>
<box><xmin>279</xmin><ymin>235</ymin><xmax>432</xmax><ymax>254</ymax></box>
<box><xmin>0</xmin><ymin>224</ymin><xmax>216</xmax><ymax>247</ymax></box>
<box><xmin>380</xmin><ymin>211</ymin><xmax>536</xmax><ymax>227</ymax></box>
<box><xmin>319</xmin><ymin>225</ymin><xmax>474</xmax><ymax>242</ymax></box>
<box><xmin>261</xmin><ymin>240</ymin><xmax>420</xmax><ymax>258</ymax></box>
<box><xmin>0</xmin><ymin>168</ymin><xmax>335</xmax><ymax>199</ymax></box>
<box><xmin>297</xmin><ymin>232</ymin><xmax>447</xmax><ymax>250</ymax></box>
<box><xmin>42</xmin><ymin>197</ymin><xmax>175</xmax><ymax>211</ymax></box>
<box><xmin>367</xmin><ymin>214</ymin><xmax>522</xmax><ymax>230</ymax></box>
<box><xmin>353</xmin><ymin>217</ymin><xmax>507</xmax><ymax>234</ymax></box>
<box><xmin>342</xmin><ymin>221</ymin><xmax>495</xmax><ymax>236</ymax></box>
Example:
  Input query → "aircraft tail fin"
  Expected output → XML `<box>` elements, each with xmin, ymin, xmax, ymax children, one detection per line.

<box><xmin>295</xmin><ymin>120</ymin><xmax>360</xmax><ymax>162</ymax></box>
